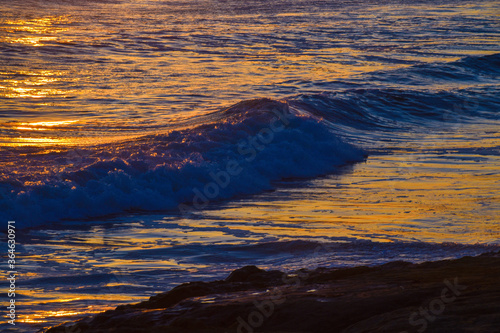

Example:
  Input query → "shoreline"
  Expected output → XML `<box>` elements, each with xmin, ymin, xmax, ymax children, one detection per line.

<box><xmin>45</xmin><ymin>251</ymin><xmax>500</xmax><ymax>333</ymax></box>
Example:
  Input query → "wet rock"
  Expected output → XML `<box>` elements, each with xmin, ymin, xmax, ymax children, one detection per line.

<box><xmin>46</xmin><ymin>252</ymin><xmax>500</xmax><ymax>333</ymax></box>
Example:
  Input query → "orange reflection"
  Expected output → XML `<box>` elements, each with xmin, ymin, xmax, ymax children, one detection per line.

<box><xmin>19</xmin><ymin>310</ymin><xmax>92</xmax><ymax>324</ymax></box>
<box><xmin>0</xmin><ymin>69</ymin><xmax>70</xmax><ymax>99</ymax></box>
<box><xmin>15</xmin><ymin>120</ymin><xmax>78</xmax><ymax>131</ymax></box>
<box><xmin>199</xmin><ymin>126</ymin><xmax>500</xmax><ymax>245</ymax></box>
<box><xmin>0</xmin><ymin>137</ymin><xmax>73</xmax><ymax>147</ymax></box>
<box><xmin>1</xmin><ymin>16</ymin><xmax>70</xmax><ymax>46</ymax></box>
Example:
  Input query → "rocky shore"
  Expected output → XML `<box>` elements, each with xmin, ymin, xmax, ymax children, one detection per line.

<box><xmin>46</xmin><ymin>251</ymin><xmax>500</xmax><ymax>333</ymax></box>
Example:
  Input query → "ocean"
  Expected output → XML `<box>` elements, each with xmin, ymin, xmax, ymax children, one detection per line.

<box><xmin>0</xmin><ymin>0</ymin><xmax>499</xmax><ymax>331</ymax></box>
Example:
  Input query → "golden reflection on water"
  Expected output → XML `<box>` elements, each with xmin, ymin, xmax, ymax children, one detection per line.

<box><xmin>0</xmin><ymin>137</ymin><xmax>73</xmax><ymax>147</ymax></box>
<box><xmin>0</xmin><ymin>72</ymin><xmax>68</xmax><ymax>99</ymax></box>
<box><xmin>205</xmin><ymin>127</ymin><xmax>500</xmax><ymax>244</ymax></box>
<box><xmin>18</xmin><ymin>291</ymin><xmax>138</xmax><ymax>324</ymax></box>
<box><xmin>1</xmin><ymin>16</ymin><xmax>70</xmax><ymax>46</ymax></box>
<box><xmin>0</xmin><ymin>16</ymin><xmax>72</xmax><ymax>102</ymax></box>
<box><xmin>19</xmin><ymin>309</ymin><xmax>104</xmax><ymax>324</ymax></box>
<box><xmin>14</xmin><ymin>120</ymin><xmax>78</xmax><ymax>131</ymax></box>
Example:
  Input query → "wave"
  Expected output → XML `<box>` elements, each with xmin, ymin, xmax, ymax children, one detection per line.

<box><xmin>2</xmin><ymin>54</ymin><xmax>499</xmax><ymax>228</ymax></box>
<box><xmin>287</xmin><ymin>54</ymin><xmax>500</xmax><ymax>129</ymax></box>
<box><xmin>284</xmin><ymin>54</ymin><xmax>500</xmax><ymax>134</ymax></box>
<box><xmin>289</xmin><ymin>85</ymin><xmax>500</xmax><ymax>130</ymax></box>
<box><xmin>368</xmin><ymin>53</ymin><xmax>500</xmax><ymax>85</ymax></box>
<box><xmin>0</xmin><ymin>99</ymin><xmax>366</xmax><ymax>228</ymax></box>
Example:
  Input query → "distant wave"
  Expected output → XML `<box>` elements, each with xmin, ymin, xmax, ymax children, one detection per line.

<box><xmin>290</xmin><ymin>85</ymin><xmax>500</xmax><ymax>130</ymax></box>
<box><xmin>0</xmin><ymin>99</ymin><xmax>365</xmax><ymax>228</ymax></box>
<box><xmin>289</xmin><ymin>54</ymin><xmax>500</xmax><ymax>130</ymax></box>
<box><xmin>369</xmin><ymin>53</ymin><xmax>500</xmax><ymax>85</ymax></box>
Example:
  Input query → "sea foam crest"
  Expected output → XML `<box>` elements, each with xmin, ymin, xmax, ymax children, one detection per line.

<box><xmin>0</xmin><ymin>99</ymin><xmax>365</xmax><ymax>228</ymax></box>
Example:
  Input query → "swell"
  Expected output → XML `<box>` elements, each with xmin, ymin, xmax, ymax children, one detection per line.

<box><xmin>289</xmin><ymin>85</ymin><xmax>500</xmax><ymax>130</ymax></box>
<box><xmin>0</xmin><ymin>99</ymin><xmax>366</xmax><ymax>228</ymax></box>
<box><xmin>368</xmin><ymin>53</ymin><xmax>500</xmax><ymax>86</ymax></box>
<box><xmin>2</xmin><ymin>53</ymin><xmax>499</xmax><ymax>228</ymax></box>
<box><xmin>289</xmin><ymin>53</ymin><xmax>500</xmax><ymax>130</ymax></box>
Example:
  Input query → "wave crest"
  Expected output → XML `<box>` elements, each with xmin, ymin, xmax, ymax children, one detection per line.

<box><xmin>0</xmin><ymin>98</ymin><xmax>365</xmax><ymax>227</ymax></box>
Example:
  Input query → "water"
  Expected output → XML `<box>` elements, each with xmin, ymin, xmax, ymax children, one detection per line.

<box><xmin>0</xmin><ymin>0</ymin><xmax>499</xmax><ymax>331</ymax></box>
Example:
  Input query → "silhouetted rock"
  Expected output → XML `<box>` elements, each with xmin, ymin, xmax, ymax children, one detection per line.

<box><xmin>45</xmin><ymin>251</ymin><xmax>500</xmax><ymax>333</ymax></box>
<box><xmin>225</xmin><ymin>265</ymin><xmax>283</xmax><ymax>283</ymax></box>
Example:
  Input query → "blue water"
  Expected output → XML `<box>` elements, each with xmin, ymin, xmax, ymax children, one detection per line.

<box><xmin>0</xmin><ymin>0</ymin><xmax>499</xmax><ymax>331</ymax></box>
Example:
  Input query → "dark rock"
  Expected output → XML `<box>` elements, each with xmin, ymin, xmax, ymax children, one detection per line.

<box><xmin>225</xmin><ymin>265</ymin><xmax>264</xmax><ymax>282</ymax></box>
<box><xmin>225</xmin><ymin>265</ymin><xmax>284</xmax><ymax>283</ymax></box>
<box><xmin>45</xmin><ymin>252</ymin><xmax>500</xmax><ymax>333</ymax></box>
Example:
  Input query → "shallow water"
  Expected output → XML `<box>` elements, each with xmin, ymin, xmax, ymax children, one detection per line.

<box><xmin>0</xmin><ymin>0</ymin><xmax>499</xmax><ymax>331</ymax></box>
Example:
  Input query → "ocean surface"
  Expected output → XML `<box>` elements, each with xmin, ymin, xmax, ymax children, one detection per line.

<box><xmin>0</xmin><ymin>0</ymin><xmax>499</xmax><ymax>331</ymax></box>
